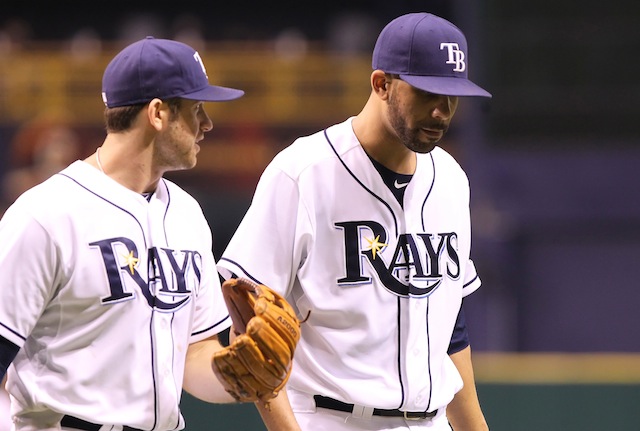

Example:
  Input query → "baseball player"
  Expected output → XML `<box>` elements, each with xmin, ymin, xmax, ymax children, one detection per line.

<box><xmin>218</xmin><ymin>13</ymin><xmax>491</xmax><ymax>431</ymax></box>
<box><xmin>0</xmin><ymin>37</ymin><xmax>297</xmax><ymax>431</ymax></box>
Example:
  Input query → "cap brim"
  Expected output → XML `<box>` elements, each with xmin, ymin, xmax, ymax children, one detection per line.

<box><xmin>182</xmin><ymin>85</ymin><xmax>245</xmax><ymax>102</ymax></box>
<box><xmin>400</xmin><ymin>75</ymin><xmax>491</xmax><ymax>98</ymax></box>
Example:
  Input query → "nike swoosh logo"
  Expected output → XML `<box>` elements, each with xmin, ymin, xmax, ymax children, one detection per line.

<box><xmin>394</xmin><ymin>180</ymin><xmax>409</xmax><ymax>189</ymax></box>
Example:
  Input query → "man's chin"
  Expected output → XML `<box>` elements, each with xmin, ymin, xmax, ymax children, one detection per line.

<box><xmin>415</xmin><ymin>145</ymin><xmax>437</xmax><ymax>154</ymax></box>
<box><xmin>407</xmin><ymin>140</ymin><xmax>438</xmax><ymax>154</ymax></box>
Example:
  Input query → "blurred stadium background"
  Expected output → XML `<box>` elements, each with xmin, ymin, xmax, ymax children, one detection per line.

<box><xmin>1</xmin><ymin>0</ymin><xmax>639</xmax><ymax>429</ymax></box>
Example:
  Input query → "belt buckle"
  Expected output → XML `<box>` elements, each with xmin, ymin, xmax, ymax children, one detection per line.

<box><xmin>403</xmin><ymin>411</ymin><xmax>428</xmax><ymax>421</ymax></box>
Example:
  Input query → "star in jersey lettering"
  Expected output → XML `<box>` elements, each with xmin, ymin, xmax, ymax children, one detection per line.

<box><xmin>365</xmin><ymin>235</ymin><xmax>388</xmax><ymax>259</ymax></box>
<box><xmin>122</xmin><ymin>250</ymin><xmax>139</xmax><ymax>275</ymax></box>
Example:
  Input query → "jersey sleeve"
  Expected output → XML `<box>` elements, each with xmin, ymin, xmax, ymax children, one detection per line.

<box><xmin>189</xmin><ymin>209</ymin><xmax>232</xmax><ymax>343</ymax></box>
<box><xmin>190</xmin><ymin>248</ymin><xmax>232</xmax><ymax>343</ymax></box>
<box><xmin>0</xmin><ymin>204</ymin><xmax>57</xmax><ymax>347</ymax></box>
<box><xmin>462</xmin><ymin>259</ymin><xmax>481</xmax><ymax>297</ymax></box>
<box><xmin>217</xmin><ymin>163</ymin><xmax>307</xmax><ymax>297</ymax></box>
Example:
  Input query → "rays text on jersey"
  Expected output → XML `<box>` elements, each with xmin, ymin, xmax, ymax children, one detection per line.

<box><xmin>90</xmin><ymin>237</ymin><xmax>202</xmax><ymax>310</ymax></box>
<box><xmin>335</xmin><ymin>220</ymin><xmax>460</xmax><ymax>297</ymax></box>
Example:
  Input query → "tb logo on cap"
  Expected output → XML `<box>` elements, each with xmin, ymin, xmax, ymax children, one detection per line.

<box><xmin>193</xmin><ymin>51</ymin><xmax>208</xmax><ymax>78</ymax></box>
<box><xmin>440</xmin><ymin>43</ymin><xmax>466</xmax><ymax>72</ymax></box>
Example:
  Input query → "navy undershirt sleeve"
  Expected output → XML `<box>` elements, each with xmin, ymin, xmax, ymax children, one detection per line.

<box><xmin>0</xmin><ymin>335</ymin><xmax>20</xmax><ymax>381</ymax></box>
<box><xmin>448</xmin><ymin>303</ymin><xmax>470</xmax><ymax>355</ymax></box>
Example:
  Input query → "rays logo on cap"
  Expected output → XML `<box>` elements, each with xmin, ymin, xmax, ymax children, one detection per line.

<box><xmin>440</xmin><ymin>43</ymin><xmax>466</xmax><ymax>72</ymax></box>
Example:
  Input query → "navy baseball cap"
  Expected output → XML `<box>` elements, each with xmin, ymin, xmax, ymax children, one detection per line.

<box><xmin>372</xmin><ymin>13</ymin><xmax>491</xmax><ymax>98</ymax></box>
<box><xmin>102</xmin><ymin>36</ymin><xmax>244</xmax><ymax>108</ymax></box>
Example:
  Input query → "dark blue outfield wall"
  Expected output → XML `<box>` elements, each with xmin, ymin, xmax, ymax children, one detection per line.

<box><xmin>180</xmin><ymin>353</ymin><xmax>640</xmax><ymax>431</ymax></box>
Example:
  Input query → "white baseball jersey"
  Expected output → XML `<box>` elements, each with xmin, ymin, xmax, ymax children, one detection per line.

<box><xmin>218</xmin><ymin>117</ymin><xmax>481</xmax><ymax>415</ymax></box>
<box><xmin>0</xmin><ymin>161</ymin><xmax>231</xmax><ymax>430</ymax></box>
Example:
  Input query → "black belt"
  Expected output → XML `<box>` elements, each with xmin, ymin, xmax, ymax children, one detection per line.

<box><xmin>313</xmin><ymin>395</ymin><xmax>437</xmax><ymax>420</ymax></box>
<box><xmin>61</xmin><ymin>415</ymin><xmax>144</xmax><ymax>431</ymax></box>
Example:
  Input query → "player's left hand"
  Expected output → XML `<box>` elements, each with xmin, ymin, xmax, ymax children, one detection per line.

<box><xmin>212</xmin><ymin>278</ymin><xmax>301</xmax><ymax>405</ymax></box>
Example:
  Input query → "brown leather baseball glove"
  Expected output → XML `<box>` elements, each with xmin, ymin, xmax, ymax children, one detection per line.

<box><xmin>212</xmin><ymin>277</ymin><xmax>301</xmax><ymax>405</ymax></box>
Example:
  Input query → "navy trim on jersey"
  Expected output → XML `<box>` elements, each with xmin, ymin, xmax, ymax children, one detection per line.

<box><xmin>395</xmin><ymin>297</ymin><xmax>405</xmax><ymax>409</ymax></box>
<box><xmin>0</xmin><ymin>335</ymin><xmax>19</xmax><ymax>380</ymax></box>
<box><xmin>217</xmin><ymin>258</ymin><xmax>262</xmax><ymax>285</ymax></box>
<box><xmin>59</xmin><ymin>173</ymin><xmax>149</xmax><ymax>250</ymax></box>
<box><xmin>425</xmin><ymin>297</ymin><xmax>434</xmax><ymax>412</ymax></box>
<box><xmin>148</xmin><ymin>309</ymin><xmax>160</xmax><ymax>430</ymax></box>
<box><xmin>0</xmin><ymin>321</ymin><xmax>25</xmax><ymax>342</ymax></box>
<box><xmin>323</xmin><ymin>129</ymin><xmax>399</xmax><ymax>237</ymax></box>
<box><xmin>159</xmin><ymin>179</ymin><xmax>171</xmax><ymax>245</ymax></box>
<box><xmin>463</xmin><ymin>273</ymin><xmax>479</xmax><ymax>288</ymax></box>
<box><xmin>420</xmin><ymin>154</ymin><xmax>437</xmax><ymax>232</ymax></box>
<box><xmin>192</xmin><ymin>315</ymin><xmax>231</xmax><ymax>337</ymax></box>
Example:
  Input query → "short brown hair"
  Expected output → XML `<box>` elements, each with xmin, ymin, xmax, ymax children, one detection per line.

<box><xmin>103</xmin><ymin>98</ymin><xmax>182</xmax><ymax>133</ymax></box>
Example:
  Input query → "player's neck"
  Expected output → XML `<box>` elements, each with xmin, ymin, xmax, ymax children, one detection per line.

<box><xmin>352</xmin><ymin>109</ymin><xmax>416</xmax><ymax>175</ymax></box>
<box><xmin>86</xmin><ymin>142</ymin><xmax>161</xmax><ymax>194</ymax></box>
<box><xmin>355</xmin><ymin>131</ymin><xmax>416</xmax><ymax>175</ymax></box>
<box><xmin>365</xmin><ymin>146</ymin><xmax>416</xmax><ymax>175</ymax></box>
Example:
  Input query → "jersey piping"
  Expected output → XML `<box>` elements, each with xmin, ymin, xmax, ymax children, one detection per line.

<box><xmin>60</xmin><ymin>172</ymin><xmax>149</xmax><ymax>249</ymax></box>
<box><xmin>323</xmin><ymin>129</ymin><xmax>399</xmax><ymax>237</ymax></box>
<box><xmin>420</xmin><ymin>155</ymin><xmax>437</xmax><ymax>231</ymax></box>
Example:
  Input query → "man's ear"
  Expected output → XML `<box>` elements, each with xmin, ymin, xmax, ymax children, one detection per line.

<box><xmin>371</xmin><ymin>70</ymin><xmax>390</xmax><ymax>99</ymax></box>
<box><xmin>147</xmin><ymin>98</ymin><xmax>165</xmax><ymax>131</ymax></box>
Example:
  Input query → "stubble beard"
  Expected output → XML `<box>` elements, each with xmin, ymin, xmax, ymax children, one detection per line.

<box><xmin>156</xmin><ymin>129</ymin><xmax>198</xmax><ymax>172</ymax></box>
<box><xmin>387</xmin><ymin>94</ymin><xmax>446</xmax><ymax>154</ymax></box>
